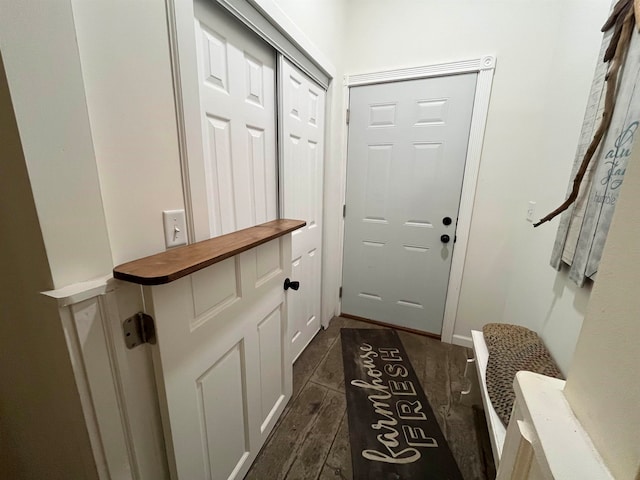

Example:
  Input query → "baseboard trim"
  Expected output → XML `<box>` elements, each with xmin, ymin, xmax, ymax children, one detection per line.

<box><xmin>452</xmin><ymin>334</ymin><xmax>473</xmax><ymax>349</ymax></box>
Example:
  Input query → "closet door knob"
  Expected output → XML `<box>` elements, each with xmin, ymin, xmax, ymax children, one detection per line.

<box><xmin>443</xmin><ymin>216</ymin><xmax>452</xmax><ymax>226</ymax></box>
<box><xmin>284</xmin><ymin>278</ymin><xmax>300</xmax><ymax>291</ymax></box>
<box><xmin>440</xmin><ymin>234</ymin><xmax>451</xmax><ymax>244</ymax></box>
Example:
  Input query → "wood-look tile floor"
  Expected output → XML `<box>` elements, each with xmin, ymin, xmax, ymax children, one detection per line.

<box><xmin>246</xmin><ymin>316</ymin><xmax>494</xmax><ymax>480</ymax></box>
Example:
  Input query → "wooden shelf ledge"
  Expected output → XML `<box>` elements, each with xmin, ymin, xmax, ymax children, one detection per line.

<box><xmin>113</xmin><ymin>219</ymin><xmax>305</xmax><ymax>286</ymax></box>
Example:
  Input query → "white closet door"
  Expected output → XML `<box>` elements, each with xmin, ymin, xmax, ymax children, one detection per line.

<box><xmin>190</xmin><ymin>0</ymin><xmax>277</xmax><ymax>240</ymax></box>
<box><xmin>280</xmin><ymin>58</ymin><xmax>325</xmax><ymax>362</ymax></box>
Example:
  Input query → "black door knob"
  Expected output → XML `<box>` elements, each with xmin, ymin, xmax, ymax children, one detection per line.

<box><xmin>284</xmin><ymin>278</ymin><xmax>300</xmax><ymax>291</ymax></box>
<box><xmin>440</xmin><ymin>234</ymin><xmax>450</xmax><ymax>244</ymax></box>
<box><xmin>443</xmin><ymin>216</ymin><xmax>452</xmax><ymax>226</ymax></box>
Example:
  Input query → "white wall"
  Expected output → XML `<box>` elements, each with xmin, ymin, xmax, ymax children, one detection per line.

<box><xmin>344</xmin><ymin>0</ymin><xmax>610</xmax><ymax>372</ymax></box>
<box><xmin>0</xmin><ymin>0</ymin><xmax>113</xmax><ymax>289</ymax></box>
<box><xmin>502</xmin><ymin>1</ymin><xmax>606</xmax><ymax>373</ymax></box>
<box><xmin>272</xmin><ymin>0</ymin><xmax>348</xmax><ymax>326</ymax></box>
<box><xmin>564</xmin><ymin>142</ymin><xmax>640</xmax><ymax>479</ymax></box>
<box><xmin>0</xmin><ymin>48</ymin><xmax>98</xmax><ymax>480</ymax></box>
<box><xmin>72</xmin><ymin>0</ymin><xmax>185</xmax><ymax>266</ymax></box>
<box><xmin>0</xmin><ymin>0</ymin><xmax>180</xmax><ymax>475</ymax></box>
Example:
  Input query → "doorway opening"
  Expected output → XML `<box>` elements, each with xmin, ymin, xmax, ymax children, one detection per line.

<box><xmin>339</xmin><ymin>58</ymin><xmax>496</xmax><ymax>345</ymax></box>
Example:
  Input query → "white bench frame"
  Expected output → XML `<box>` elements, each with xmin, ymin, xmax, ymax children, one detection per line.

<box><xmin>466</xmin><ymin>330</ymin><xmax>506</xmax><ymax>469</ymax></box>
<box><xmin>466</xmin><ymin>330</ymin><xmax>613</xmax><ymax>479</ymax></box>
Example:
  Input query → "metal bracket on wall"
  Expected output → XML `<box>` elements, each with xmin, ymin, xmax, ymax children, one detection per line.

<box><xmin>123</xmin><ymin>312</ymin><xmax>156</xmax><ymax>349</ymax></box>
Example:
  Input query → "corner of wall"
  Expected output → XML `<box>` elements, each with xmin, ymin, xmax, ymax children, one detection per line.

<box><xmin>564</xmin><ymin>140</ymin><xmax>640</xmax><ymax>479</ymax></box>
<box><xmin>0</xmin><ymin>49</ymin><xmax>98</xmax><ymax>480</ymax></box>
<box><xmin>0</xmin><ymin>0</ymin><xmax>113</xmax><ymax>289</ymax></box>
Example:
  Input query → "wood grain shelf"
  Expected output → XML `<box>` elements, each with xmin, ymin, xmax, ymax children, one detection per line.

<box><xmin>113</xmin><ymin>219</ymin><xmax>305</xmax><ymax>285</ymax></box>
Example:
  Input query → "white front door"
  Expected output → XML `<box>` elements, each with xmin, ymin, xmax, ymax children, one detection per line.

<box><xmin>280</xmin><ymin>58</ymin><xmax>325</xmax><ymax>362</ymax></box>
<box><xmin>342</xmin><ymin>74</ymin><xmax>476</xmax><ymax>335</ymax></box>
<box><xmin>190</xmin><ymin>0</ymin><xmax>277</xmax><ymax>240</ymax></box>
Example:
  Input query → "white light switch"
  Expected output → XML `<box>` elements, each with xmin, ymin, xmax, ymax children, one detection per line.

<box><xmin>526</xmin><ymin>201</ymin><xmax>536</xmax><ymax>223</ymax></box>
<box><xmin>163</xmin><ymin>210</ymin><xmax>187</xmax><ymax>248</ymax></box>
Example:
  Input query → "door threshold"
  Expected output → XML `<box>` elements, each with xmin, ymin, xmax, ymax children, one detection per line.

<box><xmin>340</xmin><ymin>313</ymin><xmax>441</xmax><ymax>341</ymax></box>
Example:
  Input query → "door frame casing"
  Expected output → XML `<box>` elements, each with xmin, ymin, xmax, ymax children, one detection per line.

<box><xmin>340</xmin><ymin>56</ymin><xmax>496</xmax><ymax>346</ymax></box>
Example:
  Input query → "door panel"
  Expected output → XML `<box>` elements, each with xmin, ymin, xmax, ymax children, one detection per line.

<box><xmin>342</xmin><ymin>74</ymin><xmax>476</xmax><ymax>335</ymax></box>
<box><xmin>257</xmin><ymin>306</ymin><xmax>284</xmax><ymax>430</ymax></box>
<box><xmin>280</xmin><ymin>58</ymin><xmax>325</xmax><ymax>362</ymax></box>
<box><xmin>148</xmin><ymin>237</ymin><xmax>291</xmax><ymax>480</ymax></box>
<box><xmin>192</xmin><ymin>0</ymin><xmax>277</xmax><ymax>238</ymax></box>
<box><xmin>197</xmin><ymin>341</ymin><xmax>249</xmax><ymax>480</ymax></box>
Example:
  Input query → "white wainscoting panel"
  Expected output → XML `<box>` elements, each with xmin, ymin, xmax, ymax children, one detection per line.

<box><xmin>50</xmin><ymin>278</ymin><xmax>170</xmax><ymax>480</ymax></box>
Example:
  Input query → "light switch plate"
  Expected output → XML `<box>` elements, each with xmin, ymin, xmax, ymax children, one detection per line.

<box><xmin>163</xmin><ymin>210</ymin><xmax>187</xmax><ymax>248</ymax></box>
<box><xmin>526</xmin><ymin>201</ymin><xmax>536</xmax><ymax>223</ymax></box>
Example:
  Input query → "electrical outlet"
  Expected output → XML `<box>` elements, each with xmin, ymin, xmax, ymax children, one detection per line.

<box><xmin>163</xmin><ymin>210</ymin><xmax>187</xmax><ymax>248</ymax></box>
<box><xmin>526</xmin><ymin>201</ymin><xmax>536</xmax><ymax>223</ymax></box>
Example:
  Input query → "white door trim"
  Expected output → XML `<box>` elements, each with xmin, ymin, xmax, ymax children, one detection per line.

<box><xmin>248</xmin><ymin>0</ymin><xmax>335</xmax><ymax>79</ymax></box>
<box><xmin>222</xmin><ymin>0</ymin><xmax>335</xmax><ymax>84</ymax></box>
<box><xmin>341</xmin><ymin>56</ymin><xmax>496</xmax><ymax>344</ymax></box>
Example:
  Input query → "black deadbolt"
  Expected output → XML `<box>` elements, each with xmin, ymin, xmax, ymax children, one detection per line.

<box><xmin>284</xmin><ymin>278</ymin><xmax>300</xmax><ymax>291</ymax></box>
<box><xmin>443</xmin><ymin>216</ymin><xmax>452</xmax><ymax>226</ymax></box>
<box><xmin>440</xmin><ymin>234</ymin><xmax>451</xmax><ymax>244</ymax></box>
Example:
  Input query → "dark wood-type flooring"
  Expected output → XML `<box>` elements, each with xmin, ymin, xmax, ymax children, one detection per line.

<box><xmin>246</xmin><ymin>316</ymin><xmax>494</xmax><ymax>480</ymax></box>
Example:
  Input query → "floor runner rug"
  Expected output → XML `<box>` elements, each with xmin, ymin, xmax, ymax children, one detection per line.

<box><xmin>341</xmin><ymin>328</ymin><xmax>463</xmax><ymax>480</ymax></box>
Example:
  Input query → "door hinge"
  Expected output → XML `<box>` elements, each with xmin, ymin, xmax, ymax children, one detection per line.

<box><xmin>346</xmin><ymin>108</ymin><xmax>350</xmax><ymax>124</ymax></box>
<box><xmin>123</xmin><ymin>312</ymin><xmax>156</xmax><ymax>349</ymax></box>
<box><xmin>343</xmin><ymin>204</ymin><xmax>346</xmax><ymax>218</ymax></box>
<box><xmin>339</xmin><ymin>286</ymin><xmax>343</xmax><ymax>298</ymax></box>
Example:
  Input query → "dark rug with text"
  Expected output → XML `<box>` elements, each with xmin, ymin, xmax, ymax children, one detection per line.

<box><xmin>341</xmin><ymin>328</ymin><xmax>463</xmax><ymax>480</ymax></box>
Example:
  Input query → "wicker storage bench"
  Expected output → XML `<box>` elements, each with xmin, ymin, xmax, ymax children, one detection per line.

<box><xmin>467</xmin><ymin>324</ymin><xmax>563</xmax><ymax>468</ymax></box>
